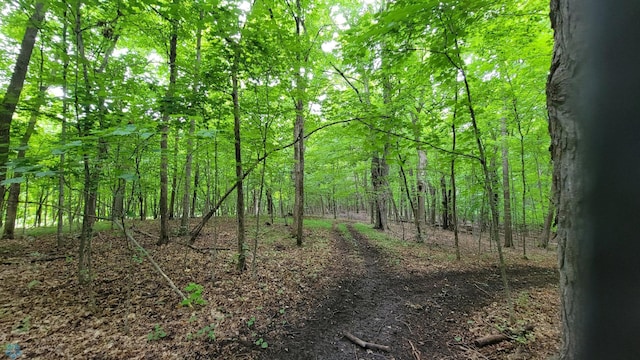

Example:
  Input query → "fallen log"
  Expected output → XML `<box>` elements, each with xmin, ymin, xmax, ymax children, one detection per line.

<box><xmin>344</xmin><ymin>332</ymin><xmax>391</xmax><ymax>352</ymax></box>
<box><xmin>473</xmin><ymin>324</ymin><xmax>534</xmax><ymax>347</ymax></box>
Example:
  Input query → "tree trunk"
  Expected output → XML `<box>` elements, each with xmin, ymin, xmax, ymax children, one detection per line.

<box><xmin>428</xmin><ymin>182</ymin><xmax>436</xmax><ymax>225</ymax></box>
<box><xmin>540</xmin><ymin>198</ymin><xmax>554</xmax><ymax>249</ymax></box>
<box><xmin>398</xmin><ymin>153</ymin><xmax>421</xmax><ymax>242</ymax></box>
<box><xmin>291</xmin><ymin>0</ymin><xmax>306</xmax><ymax>246</ymax></box>
<box><xmin>266</xmin><ymin>188</ymin><xmax>274</xmax><ymax>224</ymax></box>
<box><xmin>169</xmin><ymin>128</ymin><xmax>179</xmax><ymax>219</ymax></box>
<box><xmin>158</xmin><ymin>22</ymin><xmax>178</xmax><ymax>245</ymax></box>
<box><xmin>501</xmin><ymin>118</ymin><xmax>514</xmax><ymax>247</ymax></box>
<box><xmin>452</xmin><ymin>107</ymin><xmax>460</xmax><ymax>260</ymax></box>
<box><xmin>180</xmin><ymin>10</ymin><xmax>202</xmax><ymax>234</ymax></box>
<box><xmin>0</xmin><ymin>2</ymin><xmax>46</xmax><ymax>201</ymax></box>
<box><xmin>372</xmin><ymin>151</ymin><xmax>389</xmax><ymax>230</ymax></box>
<box><xmin>57</xmin><ymin>5</ymin><xmax>69</xmax><ymax>247</ymax></box>
<box><xmin>3</xmin><ymin>68</ymin><xmax>46</xmax><ymax>238</ymax></box>
<box><xmin>440</xmin><ymin>175</ymin><xmax>449</xmax><ymax>230</ymax></box>
<box><xmin>231</xmin><ymin>49</ymin><xmax>246</xmax><ymax>272</ymax></box>
<box><xmin>547</xmin><ymin>0</ymin><xmax>587</xmax><ymax>357</ymax></box>
<box><xmin>443</xmin><ymin>40</ymin><xmax>514</xmax><ymax>323</ymax></box>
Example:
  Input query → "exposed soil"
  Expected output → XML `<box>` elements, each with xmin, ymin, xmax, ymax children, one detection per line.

<box><xmin>0</xmin><ymin>217</ymin><xmax>560</xmax><ymax>359</ymax></box>
<box><xmin>261</xmin><ymin>224</ymin><xmax>558</xmax><ymax>360</ymax></box>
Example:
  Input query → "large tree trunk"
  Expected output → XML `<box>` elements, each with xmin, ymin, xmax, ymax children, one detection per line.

<box><xmin>547</xmin><ymin>0</ymin><xmax>587</xmax><ymax>358</ymax></box>
<box><xmin>158</xmin><ymin>23</ymin><xmax>178</xmax><ymax>245</ymax></box>
<box><xmin>501</xmin><ymin>118</ymin><xmax>514</xmax><ymax>247</ymax></box>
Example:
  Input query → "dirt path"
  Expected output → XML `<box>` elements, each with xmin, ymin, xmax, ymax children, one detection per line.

<box><xmin>261</xmin><ymin>224</ymin><xmax>557</xmax><ymax>360</ymax></box>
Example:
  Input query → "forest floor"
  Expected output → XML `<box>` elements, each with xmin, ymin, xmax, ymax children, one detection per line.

<box><xmin>0</xmin><ymin>216</ymin><xmax>559</xmax><ymax>359</ymax></box>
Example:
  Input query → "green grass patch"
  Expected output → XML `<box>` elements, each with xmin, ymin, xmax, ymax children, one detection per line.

<box><xmin>303</xmin><ymin>218</ymin><xmax>334</xmax><ymax>230</ymax></box>
<box><xmin>22</xmin><ymin>221</ymin><xmax>113</xmax><ymax>237</ymax></box>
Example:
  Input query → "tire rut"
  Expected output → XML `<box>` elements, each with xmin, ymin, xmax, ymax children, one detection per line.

<box><xmin>261</xmin><ymin>223</ymin><xmax>557</xmax><ymax>360</ymax></box>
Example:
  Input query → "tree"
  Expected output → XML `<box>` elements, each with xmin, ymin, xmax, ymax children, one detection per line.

<box><xmin>546</xmin><ymin>0</ymin><xmax>586</xmax><ymax>357</ymax></box>
<box><xmin>0</xmin><ymin>2</ymin><xmax>46</xmax><ymax>216</ymax></box>
<box><xmin>158</xmin><ymin>4</ymin><xmax>179</xmax><ymax>246</ymax></box>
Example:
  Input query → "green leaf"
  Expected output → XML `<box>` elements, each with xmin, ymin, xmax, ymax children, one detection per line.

<box><xmin>1</xmin><ymin>177</ymin><xmax>25</xmax><ymax>185</ymax></box>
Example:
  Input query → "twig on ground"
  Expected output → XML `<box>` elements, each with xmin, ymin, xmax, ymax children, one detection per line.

<box><xmin>472</xmin><ymin>282</ymin><xmax>491</xmax><ymax>297</ymax></box>
<box><xmin>131</xmin><ymin>226</ymin><xmax>156</xmax><ymax>239</ymax></box>
<box><xmin>343</xmin><ymin>332</ymin><xmax>391</xmax><ymax>352</ymax></box>
<box><xmin>409</xmin><ymin>340</ymin><xmax>421</xmax><ymax>360</ymax></box>
<box><xmin>473</xmin><ymin>324</ymin><xmax>535</xmax><ymax>347</ymax></box>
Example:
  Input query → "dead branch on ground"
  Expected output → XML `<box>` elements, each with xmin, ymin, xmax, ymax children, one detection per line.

<box><xmin>114</xmin><ymin>220</ymin><xmax>187</xmax><ymax>302</ymax></box>
<box><xmin>343</xmin><ymin>332</ymin><xmax>391</xmax><ymax>352</ymax></box>
<box><xmin>473</xmin><ymin>324</ymin><xmax>534</xmax><ymax>347</ymax></box>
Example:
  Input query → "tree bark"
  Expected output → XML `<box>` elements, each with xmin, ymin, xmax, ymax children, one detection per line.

<box><xmin>440</xmin><ymin>175</ymin><xmax>449</xmax><ymax>230</ymax></box>
<box><xmin>158</xmin><ymin>21</ymin><xmax>178</xmax><ymax>245</ymax></box>
<box><xmin>547</xmin><ymin>0</ymin><xmax>587</xmax><ymax>357</ymax></box>
<box><xmin>291</xmin><ymin>0</ymin><xmax>306</xmax><ymax>246</ymax></box>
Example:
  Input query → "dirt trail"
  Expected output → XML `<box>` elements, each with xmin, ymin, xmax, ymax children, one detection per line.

<box><xmin>261</xmin><ymin>224</ymin><xmax>557</xmax><ymax>360</ymax></box>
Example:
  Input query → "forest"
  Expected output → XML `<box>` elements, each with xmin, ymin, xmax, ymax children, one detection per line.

<box><xmin>0</xmin><ymin>0</ymin><xmax>562</xmax><ymax>359</ymax></box>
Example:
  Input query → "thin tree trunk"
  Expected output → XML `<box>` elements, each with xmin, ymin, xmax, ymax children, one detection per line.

<box><xmin>501</xmin><ymin>118</ymin><xmax>514</xmax><ymax>247</ymax></box>
<box><xmin>158</xmin><ymin>21</ymin><xmax>178</xmax><ymax>245</ymax></box>
<box><xmin>451</xmin><ymin>94</ymin><xmax>460</xmax><ymax>260</ymax></box>
<box><xmin>57</xmin><ymin>4</ymin><xmax>69</xmax><ymax>247</ymax></box>
<box><xmin>291</xmin><ymin>0</ymin><xmax>306</xmax><ymax>246</ymax></box>
<box><xmin>428</xmin><ymin>182</ymin><xmax>436</xmax><ymax>225</ymax></box>
<box><xmin>169</xmin><ymin>128</ymin><xmax>179</xmax><ymax>219</ymax></box>
<box><xmin>231</xmin><ymin>48</ymin><xmax>245</xmax><ymax>271</ymax></box>
<box><xmin>444</xmin><ymin>42</ymin><xmax>513</xmax><ymax>323</ymax></box>
<box><xmin>540</xmin><ymin>197</ymin><xmax>554</xmax><ymax>249</ymax></box>
<box><xmin>180</xmin><ymin>9</ymin><xmax>202</xmax><ymax>234</ymax></box>
<box><xmin>398</xmin><ymin>152</ymin><xmax>421</xmax><ymax>242</ymax></box>
<box><xmin>440</xmin><ymin>175</ymin><xmax>449</xmax><ymax>230</ymax></box>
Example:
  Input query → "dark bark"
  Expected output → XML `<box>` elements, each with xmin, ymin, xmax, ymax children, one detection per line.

<box><xmin>440</xmin><ymin>175</ymin><xmax>449</xmax><ymax>230</ymax></box>
<box><xmin>371</xmin><ymin>151</ymin><xmax>389</xmax><ymax>230</ymax></box>
<box><xmin>291</xmin><ymin>0</ymin><xmax>306</xmax><ymax>246</ymax></box>
<box><xmin>231</xmin><ymin>49</ymin><xmax>246</xmax><ymax>272</ymax></box>
<box><xmin>547</xmin><ymin>0</ymin><xmax>587</xmax><ymax>357</ymax></box>
<box><xmin>158</xmin><ymin>23</ymin><xmax>178</xmax><ymax>245</ymax></box>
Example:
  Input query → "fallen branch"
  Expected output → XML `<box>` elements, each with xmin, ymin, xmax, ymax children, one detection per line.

<box><xmin>344</xmin><ymin>332</ymin><xmax>391</xmax><ymax>352</ymax></box>
<box><xmin>114</xmin><ymin>220</ymin><xmax>187</xmax><ymax>302</ymax></box>
<box><xmin>1</xmin><ymin>255</ymin><xmax>69</xmax><ymax>265</ymax></box>
<box><xmin>473</xmin><ymin>324</ymin><xmax>534</xmax><ymax>347</ymax></box>
<box><xmin>181</xmin><ymin>243</ymin><xmax>231</xmax><ymax>253</ymax></box>
<box><xmin>131</xmin><ymin>227</ymin><xmax>157</xmax><ymax>239</ymax></box>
